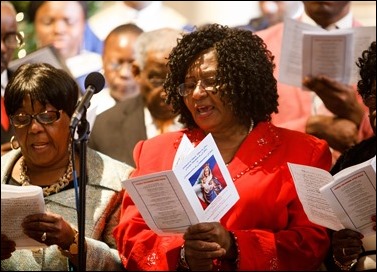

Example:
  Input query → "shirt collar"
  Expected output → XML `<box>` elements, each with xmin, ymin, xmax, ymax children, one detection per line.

<box><xmin>136</xmin><ymin>1</ymin><xmax>162</xmax><ymax>19</ymax></box>
<box><xmin>301</xmin><ymin>11</ymin><xmax>353</xmax><ymax>30</ymax></box>
<box><xmin>1</xmin><ymin>70</ymin><xmax>9</xmax><ymax>97</ymax></box>
<box><xmin>144</xmin><ymin>106</ymin><xmax>182</xmax><ymax>138</ymax></box>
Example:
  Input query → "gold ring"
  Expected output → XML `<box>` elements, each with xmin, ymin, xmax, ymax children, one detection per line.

<box><xmin>342</xmin><ymin>247</ymin><xmax>346</xmax><ymax>256</ymax></box>
<box><xmin>41</xmin><ymin>232</ymin><xmax>47</xmax><ymax>242</ymax></box>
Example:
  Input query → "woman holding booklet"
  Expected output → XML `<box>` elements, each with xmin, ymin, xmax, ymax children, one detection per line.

<box><xmin>325</xmin><ymin>41</ymin><xmax>376</xmax><ymax>271</ymax></box>
<box><xmin>114</xmin><ymin>24</ymin><xmax>333</xmax><ymax>271</ymax></box>
<box><xmin>1</xmin><ymin>63</ymin><xmax>133</xmax><ymax>270</ymax></box>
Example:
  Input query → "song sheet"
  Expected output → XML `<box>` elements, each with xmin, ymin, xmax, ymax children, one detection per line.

<box><xmin>1</xmin><ymin>184</ymin><xmax>46</xmax><ymax>248</ymax></box>
<box><xmin>279</xmin><ymin>18</ymin><xmax>376</xmax><ymax>88</ymax></box>
<box><xmin>122</xmin><ymin>133</ymin><xmax>240</xmax><ymax>235</ymax></box>
<box><xmin>288</xmin><ymin>156</ymin><xmax>376</xmax><ymax>237</ymax></box>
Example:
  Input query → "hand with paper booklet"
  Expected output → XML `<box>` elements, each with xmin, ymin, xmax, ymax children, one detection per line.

<box><xmin>113</xmin><ymin>24</ymin><xmax>333</xmax><ymax>271</ymax></box>
<box><xmin>325</xmin><ymin>41</ymin><xmax>376</xmax><ymax>272</ymax></box>
<box><xmin>1</xmin><ymin>63</ymin><xmax>133</xmax><ymax>271</ymax></box>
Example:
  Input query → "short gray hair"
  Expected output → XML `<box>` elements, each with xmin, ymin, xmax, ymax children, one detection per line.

<box><xmin>134</xmin><ymin>27</ymin><xmax>183</xmax><ymax>70</ymax></box>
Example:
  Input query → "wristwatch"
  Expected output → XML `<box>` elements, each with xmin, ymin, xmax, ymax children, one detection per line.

<box><xmin>58</xmin><ymin>230</ymin><xmax>79</xmax><ymax>258</ymax></box>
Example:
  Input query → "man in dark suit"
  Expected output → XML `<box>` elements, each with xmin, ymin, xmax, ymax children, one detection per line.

<box><xmin>1</xmin><ymin>1</ymin><xmax>23</xmax><ymax>155</ymax></box>
<box><xmin>88</xmin><ymin>28</ymin><xmax>183</xmax><ymax>167</ymax></box>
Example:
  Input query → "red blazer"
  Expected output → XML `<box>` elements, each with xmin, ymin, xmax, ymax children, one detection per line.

<box><xmin>114</xmin><ymin>122</ymin><xmax>332</xmax><ymax>270</ymax></box>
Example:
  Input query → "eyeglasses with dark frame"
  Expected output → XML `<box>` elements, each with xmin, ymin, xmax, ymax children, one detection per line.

<box><xmin>178</xmin><ymin>77</ymin><xmax>219</xmax><ymax>97</ymax></box>
<box><xmin>10</xmin><ymin>110</ymin><xmax>62</xmax><ymax>128</ymax></box>
<box><xmin>1</xmin><ymin>32</ymin><xmax>24</xmax><ymax>49</ymax></box>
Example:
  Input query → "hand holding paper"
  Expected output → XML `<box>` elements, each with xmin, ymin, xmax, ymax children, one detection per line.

<box><xmin>288</xmin><ymin>156</ymin><xmax>376</xmax><ymax>237</ymax></box>
<box><xmin>121</xmin><ymin>133</ymin><xmax>240</xmax><ymax>235</ymax></box>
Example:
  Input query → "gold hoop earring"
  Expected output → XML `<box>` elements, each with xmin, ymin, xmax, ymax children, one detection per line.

<box><xmin>10</xmin><ymin>136</ymin><xmax>20</xmax><ymax>150</ymax></box>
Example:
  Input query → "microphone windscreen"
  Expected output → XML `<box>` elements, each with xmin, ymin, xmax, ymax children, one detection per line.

<box><xmin>84</xmin><ymin>72</ymin><xmax>105</xmax><ymax>93</ymax></box>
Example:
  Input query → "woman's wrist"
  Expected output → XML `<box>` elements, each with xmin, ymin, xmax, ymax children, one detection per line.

<box><xmin>177</xmin><ymin>244</ymin><xmax>190</xmax><ymax>271</ymax></box>
<box><xmin>228</xmin><ymin>231</ymin><xmax>240</xmax><ymax>269</ymax></box>
<box><xmin>58</xmin><ymin>229</ymin><xmax>87</xmax><ymax>260</ymax></box>
<box><xmin>333</xmin><ymin>254</ymin><xmax>357</xmax><ymax>271</ymax></box>
<box><xmin>58</xmin><ymin>229</ymin><xmax>79</xmax><ymax>257</ymax></box>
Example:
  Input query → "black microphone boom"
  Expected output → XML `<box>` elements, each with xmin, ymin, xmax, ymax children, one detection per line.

<box><xmin>70</xmin><ymin>72</ymin><xmax>105</xmax><ymax>129</ymax></box>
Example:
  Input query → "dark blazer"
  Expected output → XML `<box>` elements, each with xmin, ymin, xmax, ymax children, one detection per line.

<box><xmin>1</xmin><ymin>69</ymin><xmax>14</xmax><ymax>145</ymax></box>
<box><xmin>88</xmin><ymin>94</ymin><xmax>147</xmax><ymax>167</ymax></box>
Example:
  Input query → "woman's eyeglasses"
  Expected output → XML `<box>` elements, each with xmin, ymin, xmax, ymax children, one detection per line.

<box><xmin>178</xmin><ymin>77</ymin><xmax>219</xmax><ymax>97</ymax></box>
<box><xmin>1</xmin><ymin>32</ymin><xmax>24</xmax><ymax>49</ymax></box>
<box><xmin>10</xmin><ymin>110</ymin><xmax>62</xmax><ymax>128</ymax></box>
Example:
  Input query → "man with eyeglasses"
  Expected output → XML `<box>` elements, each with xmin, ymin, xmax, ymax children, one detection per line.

<box><xmin>87</xmin><ymin>23</ymin><xmax>143</xmax><ymax>129</ymax></box>
<box><xmin>1</xmin><ymin>1</ymin><xmax>24</xmax><ymax>155</ymax></box>
<box><xmin>88</xmin><ymin>28</ymin><xmax>183</xmax><ymax>167</ymax></box>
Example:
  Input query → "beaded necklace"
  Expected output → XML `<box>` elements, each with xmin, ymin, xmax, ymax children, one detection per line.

<box><xmin>228</xmin><ymin>122</ymin><xmax>279</xmax><ymax>182</ymax></box>
<box><xmin>175</xmin><ymin>120</ymin><xmax>255</xmax><ymax>149</ymax></box>
<box><xmin>18</xmin><ymin>151</ymin><xmax>73</xmax><ymax>197</ymax></box>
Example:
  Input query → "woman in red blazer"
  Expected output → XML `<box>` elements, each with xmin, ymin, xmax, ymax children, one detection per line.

<box><xmin>114</xmin><ymin>24</ymin><xmax>332</xmax><ymax>271</ymax></box>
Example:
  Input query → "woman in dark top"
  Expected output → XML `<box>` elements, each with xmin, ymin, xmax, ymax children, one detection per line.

<box><xmin>326</xmin><ymin>41</ymin><xmax>376</xmax><ymax>272</ymax></box>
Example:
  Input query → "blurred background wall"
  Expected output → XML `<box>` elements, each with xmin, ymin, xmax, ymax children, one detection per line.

<box><xmin>163</xmin><ymin>1</ymin><xmax>376</xmax><ymax>27</ymax></box>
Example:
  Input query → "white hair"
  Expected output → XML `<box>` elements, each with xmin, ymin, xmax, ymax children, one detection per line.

<box><xmin>134</xmin><ymin>27</ymin><xmax>184</xmax><ymax>70</ymax></box>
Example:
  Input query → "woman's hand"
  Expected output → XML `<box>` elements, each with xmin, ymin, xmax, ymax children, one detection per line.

<box><xmin>303</xmin><ymin>75</ymin><xmax>365</xmax><ymax>126</ymax></box>
<box><xmin>22</xmin><ymin>212</ymin><xmax>76</xmax><ymax>250</ymax></box>
<box><xmin>183</xmin><ymin>222</ymin><xmax>235</xmax><ymax>270</ymax></box>
<box><xmin>305</xmin><ymin>115</ymin><xmax>359</xmax><ymax>152</ymax></box>
<box><xmin>332</xmin><ymin>229</ymin><xmax>363</xmax><ymax>265</ymax></box>
<box><xmin>1</xmin><ymin>234</ymin><xmax>16</xmax><ymax>260</ymax></box>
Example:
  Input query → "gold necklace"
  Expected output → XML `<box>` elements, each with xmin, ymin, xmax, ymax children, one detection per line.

<box><xmin>18</xmin><ymin>152</ymin><xmax>73</xmax><ymax>197</ymax></box>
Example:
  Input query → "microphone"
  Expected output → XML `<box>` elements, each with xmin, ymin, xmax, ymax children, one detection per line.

<box><xmin>70</xmin><ymin>72</ymin><xmax>105</xmax><ymax>129</ymax></box>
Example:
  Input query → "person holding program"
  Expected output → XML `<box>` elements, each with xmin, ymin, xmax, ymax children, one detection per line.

<box><xmin>257</xmin><ymin>1</ymin><xmax>374</xmax><ymax>164</ymax></box>
<box><xmin>325</xmin><ymin>41</ymin><xmax>376</xmax><ymax>272</ymax></box>
<box><xmin>113</xmin><ymin>23</ymin><xmax>332</xmax><ymax>271</ymax></box>
<box><xmin>1</xmin><ymin>63</ymin><xmax>133</xmax><ymax>271</ymax></box>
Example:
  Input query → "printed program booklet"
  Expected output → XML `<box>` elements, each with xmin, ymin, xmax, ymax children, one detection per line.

<box><xmin>122</xmin><ymin>133</ymin><xmax>240</xmax><ymax>235</ymax></box>
<box><xmin>279</xmin><ymin>17</ymin><xmax>376</xmax><ymax>88</ymax></box>
<box><xmin>288</xmin><ymin>156</ymin><xmax>376</xmax><ymax>237</ymax></box>
<box><xmin>1</xmin><ymin>184</ymin><xmax>46</xmax><ymax>249</ymax></box>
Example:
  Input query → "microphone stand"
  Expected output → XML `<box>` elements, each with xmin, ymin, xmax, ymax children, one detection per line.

<box><xmin>74</xmin><ymin>110</ymin><xmax>89</xmax><ymax>271</ymax></box>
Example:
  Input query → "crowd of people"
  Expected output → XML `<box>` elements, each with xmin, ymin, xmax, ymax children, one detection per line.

<box><xmin>1</xmin><ymin>1</ymin><xmax>375</xmax><ymax>271</ymax></box>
